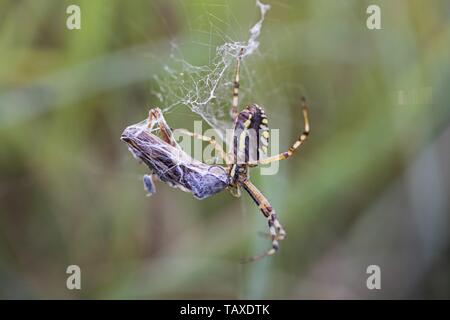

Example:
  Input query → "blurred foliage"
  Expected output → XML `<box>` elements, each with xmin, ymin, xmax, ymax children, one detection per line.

<box><xmin>1</xmin><ymin>0</ymin><xmax>450</xmax><ymax>299</ymax></box>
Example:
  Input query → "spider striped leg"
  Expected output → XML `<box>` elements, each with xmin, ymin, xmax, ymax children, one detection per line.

<box><xmin>174</xmin><ymin>128</ymin><xmax>232</xmax><ymax>165</ymax></box>
<box><xmin>251</xmin><ymin>102</ymin><xmax>310</xmax><ymax>166</ymax></box>
<box><xmin>230</xmin><ymin>48</ymin><xmax>244</xmax><ymax>121</ymax></box>
<box><xmin>241</xmin><ymin>180</ymin><xmax>286</xmax><ymax>263</ymax></box>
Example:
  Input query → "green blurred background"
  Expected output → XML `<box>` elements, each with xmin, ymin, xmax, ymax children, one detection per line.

<box><xmin>1</xmin><ymin>0</ymin><xmax>449</xmax><ymax>299</ymax></box>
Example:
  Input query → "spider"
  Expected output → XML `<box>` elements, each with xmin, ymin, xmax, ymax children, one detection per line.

<box><xmin>121</xmin><ymin>50</ymin><xmax>310</xmax><ymax>262</ymax></box>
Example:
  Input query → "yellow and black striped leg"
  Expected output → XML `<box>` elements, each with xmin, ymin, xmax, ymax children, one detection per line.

<box><xmin>241</xmin><ymin>180</ymin><xmax>286</xmax><ymax>263</ymax></box>
<box><xmin>174</xmin><ymin>128</ymin><xmax>232</xmax><ymax>165</ymax></box>
<box><xmin>230</xmin><ymin>48</ymin><xmax>244</xmax><ymax>122</ymax></box>
<box><xmin>252</xmin><ymin>100</ymin><xmax>310</xmax><ymax>166</ymax></box>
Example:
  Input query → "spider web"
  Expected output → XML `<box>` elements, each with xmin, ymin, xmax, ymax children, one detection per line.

<box><xmin>151</xmin><ymin>0</ymin><xmax>272</xmax><ymax>142</ymax></box>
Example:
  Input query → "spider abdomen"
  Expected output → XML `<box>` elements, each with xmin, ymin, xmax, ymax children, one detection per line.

<box><xmin>233</xmin><ymin>103</ymin><xmax>270</xmax><ymax>164</ymax></box>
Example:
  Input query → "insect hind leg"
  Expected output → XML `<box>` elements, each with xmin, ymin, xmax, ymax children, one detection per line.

<box><xmin>148</xmin><ymin>108</ymin><xmax>177</xmax><ymax>147</ymax></box>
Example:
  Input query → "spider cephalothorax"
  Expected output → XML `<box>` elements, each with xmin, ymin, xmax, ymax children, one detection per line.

<box><xmin>121</xmin><ymin>51</ymin><xmax>310</xmax><ymax>262</ymax></box>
